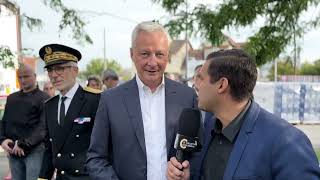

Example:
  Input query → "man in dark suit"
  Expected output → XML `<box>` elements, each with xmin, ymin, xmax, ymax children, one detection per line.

<box><xmin>37</xmin><ymin>44</ymin><xmax>100</xmax><ymax>180</ymax></box>
<box><xmin>167</xmin><ymin>49</ymin><xmax>320</xmax><ymax>180</ymax></box>
<box><xmin>86</xmin><ymin>21</ymin><xmax>197</xmax><ymax>180</ymax></box>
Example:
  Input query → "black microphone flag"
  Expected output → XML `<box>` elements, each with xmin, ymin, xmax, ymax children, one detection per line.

<box><xmin>174</xmin><ymin>108</ymin><xmax>202</xmax><ymax>163</ymax></box>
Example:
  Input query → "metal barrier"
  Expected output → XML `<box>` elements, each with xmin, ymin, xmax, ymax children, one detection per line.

<box><xmin>253</xmin><ymin>82</ymin><xmax>320</xmax><ymax>124</ymax></box>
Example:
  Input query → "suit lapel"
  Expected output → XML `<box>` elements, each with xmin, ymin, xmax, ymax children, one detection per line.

<box><xmin>223</xmin><ymin>130</ymin><xmax>249</xmax><ymax>180</ymax></box>
<box><xmin>165</xmin><ymin>79</ymin><xmax>180</xmax><ymax>157</ymax></box>
<box><xmin>46</xmin><ymin>96</ymin><xmax>60</xmax><ymax>137</ymax></box>
<box><xmin>223</xmin><ymin>102</ymin><xmax>260</xmax><ymax>180</ymax></box>
<box><xmin>123</xmin><ymin>78</ymin><xmax>146</xmax><ymax>155</ymax></box>
<box><xmin>55</xmin><ymin>86</ymin><xmax>86</xmax><ymax>152</ymax></box>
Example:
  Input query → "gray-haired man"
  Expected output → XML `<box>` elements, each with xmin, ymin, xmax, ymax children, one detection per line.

<box><xmin>87</xmin><ymin>21</ymin><xmax>198</xmax><ymax>180</ymax></box>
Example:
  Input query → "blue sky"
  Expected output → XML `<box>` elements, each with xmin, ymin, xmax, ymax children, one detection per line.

<box><xmin>18</xmin><ymin>0</ymin><xmax>320</xmax><ymax>70</ymax></box>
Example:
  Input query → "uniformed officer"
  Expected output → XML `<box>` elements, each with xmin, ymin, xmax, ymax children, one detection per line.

<box><xmin>37</xmin><ymin>44</ymin><xmax>101</xmax><ymax>180</ymax></box>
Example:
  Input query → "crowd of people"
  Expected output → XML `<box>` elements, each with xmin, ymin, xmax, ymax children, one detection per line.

<box><xmin>0</xmin><ymin>21</ymin><xmax>319</xmax><ymax>180</ymax></box>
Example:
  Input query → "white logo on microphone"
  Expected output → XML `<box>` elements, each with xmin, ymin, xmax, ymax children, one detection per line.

<box><xmin>180</xmin><ymin>139</ymin><xmax>188</xmax><ymax>149</ymax></box>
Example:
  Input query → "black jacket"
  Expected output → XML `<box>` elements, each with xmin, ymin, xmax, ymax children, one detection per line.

<box><xmin>0</xmin><ymin>87</ymin><xmax>49</xmax><ymax>152</ymax></box>
<box><xmin>39</xmin><ymin>86</ymin><xmax>100</xmax><ymax>179</ymax></box>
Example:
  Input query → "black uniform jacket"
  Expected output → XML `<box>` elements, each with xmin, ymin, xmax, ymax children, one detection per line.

<box><xmin>39</xmin><ymin>86</ymin><xmax>100</xmax><ymax>179</ymax></box>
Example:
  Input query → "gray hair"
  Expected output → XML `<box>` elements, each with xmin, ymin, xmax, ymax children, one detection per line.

<box><xmin>102</xmin><ymin>69</ymin><xmax>119</xmax><ymax>81</ymax></box>
<box><xmin>131</xmin><ymin>21</ymin><xmax>172</xmax><ymax>48</ymax></box>
<box><xmin>66</xmin><ymin>61</ymin><xmax>78</xmax><ymax>67</ymax></box>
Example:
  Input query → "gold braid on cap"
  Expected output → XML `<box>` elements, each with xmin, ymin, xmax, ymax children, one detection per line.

<box><xmin>44</xmin><ymin>51</ymin><xmax>78</xmax><ymax>63</ymax></box>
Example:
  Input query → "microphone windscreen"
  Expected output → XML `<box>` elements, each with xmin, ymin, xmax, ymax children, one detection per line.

<box><xmin>177</xmin><ymin>108</ymin><xmax>200</xmax><ymax>137</ymax></box>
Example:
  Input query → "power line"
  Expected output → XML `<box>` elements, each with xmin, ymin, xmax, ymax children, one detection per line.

<box><xmin>78</xmin><ymin>10</ymin><xmax>138</xmax><ymax>24</ymax></box>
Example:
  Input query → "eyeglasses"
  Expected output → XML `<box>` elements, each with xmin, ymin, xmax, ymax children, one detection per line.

<box><xmin>46</xmin><ymin>66</ymin><xmax>73</xmax><ymax>75</ymax></box>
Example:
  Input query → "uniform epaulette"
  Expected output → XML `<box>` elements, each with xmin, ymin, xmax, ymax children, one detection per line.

<box><xmin>45</xmin><ymin>94</ymin><xmax>58</xmax><ymax>103</ymax></box>
<box><xmin>83</xmin><ymin>86</ymin><xmax>102</xmax><ymax>94</ymax></box>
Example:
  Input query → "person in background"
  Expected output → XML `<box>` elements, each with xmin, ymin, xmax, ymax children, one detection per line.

<box><xmin>0</xmin><ymin>63</ymin><xmax>49</xmax><ymax>180</ymax></box>
<box><xmin>102</xmin><ymin>69</ymin><xmax>119</xmax><ymax>89</ymax></box>
<box><xmin>167</xmin><ymin>49</ymin><xmax>320</xmax><ymax>180</ymax></box>
<box><xmin>43</xmin><ymin>81</ymin><xmax>56</xmax><ymax>97</ymax></box>
<box><xmin>37</xmin><ymin>44</ymin><xmax>101</xmax><ymax>180</ymax></box>
<box><xmin>86</xmin><ymin>76</ymin><xmax>102</xmax><ymax>90</ymax></box>
<box><xmin>192</xmin><ymin>64</ymin><xmax>202</xmax><ymax>94</ymax></box>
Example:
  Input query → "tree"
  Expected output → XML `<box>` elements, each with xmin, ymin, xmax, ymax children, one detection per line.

<box><xmin>0</xmin><ymin>0</ymin><xmax>92</xmax><ymax>44</ymax></box>
<box><xmin>267</xmin><ymin>56</ymin><xmax>296</xmax><ymax>81</ymax></box>
<box><xmin>0</xmin><ymin>46</ymin><xmax>15</xmax><ymax>68</ymax></box>
<box><xmin>152</xmin><ymin>0</ymin><xmax>320</xmax><ymax>66</ymax></box>
<box><xmin>79</xmin><ymin>58</ymin><xmax>122</xmax><ymax>80</ymax></box>
<box><xmin>300</xmin><ymin>59</ymin><xmax>320</xmax><ymax>75</ymax></box>
<box><xmin>0</xmin><ymin>0</ymin><xmax>92</xmax><ymax>67</ymax></box>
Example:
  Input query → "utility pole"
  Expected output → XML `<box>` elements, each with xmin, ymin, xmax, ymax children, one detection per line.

<box><xmin>16</xmin><ymin>7</ymin><xmax>22</xmax><ymax>63</ymax></box>
<box><xmin>274</xmin><ymin>58</ymin><xmax>278</xmax><ymax>82</ymax></box>
<box><xmin>103</xmin><ymin>27</ymin><xmax>107</xmax><ymax>69</ymax></box>
<box><xmin>185</xmin><ymin>0</ymin><xmax>189</xmax><ymax>80</ymax></box>
<box><xmin>293</xmin><ymin>24</ymin><xmax>297</xmax><ymax>75</ymax></box>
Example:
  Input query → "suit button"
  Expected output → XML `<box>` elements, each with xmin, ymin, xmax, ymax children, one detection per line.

<box><xmin>70</xmin><ymin>153</ymin><xmax>75</xmax><ymax>158</ymax></box>
<box><xmin>76</xmin><ymin>134</ymin><xmax>80</xmax><ymax>138</ymax></box>
<box><xmin>75</xmin><ymin>170</ymin><xmax>79</xmax><ymax>173</ymax></box>
<box><xmin>61</xmin><ymin>171</ymin><xmax>65</xmax><ymax>175</ymax></box>
<box><xmin>57</xmin><ymin>153</ymin><xmax>61</xmax><ymax>158</ymax></box>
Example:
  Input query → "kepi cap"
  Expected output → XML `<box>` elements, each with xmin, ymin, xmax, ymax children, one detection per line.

<box><xmin>39</xmin><ymin>44</ymin><xmax>81</xmax><ymax>68</ymax></box>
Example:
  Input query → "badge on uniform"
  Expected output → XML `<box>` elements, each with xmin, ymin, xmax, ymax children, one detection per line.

<box><xmin>74</xmin><ymin>117</ymin><xmax>91</xmax><ymax>124</ymax></box>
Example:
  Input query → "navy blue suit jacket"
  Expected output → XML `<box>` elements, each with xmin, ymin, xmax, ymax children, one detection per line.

<box><xmin>87</xmin><ymin>77</ymin><xmax>197</xmax><ymax>180</ymax></box>
<box><xmin>192</xmin><ymin>101</ymin><xmax>320</xmax><ymax>180</ymax></box>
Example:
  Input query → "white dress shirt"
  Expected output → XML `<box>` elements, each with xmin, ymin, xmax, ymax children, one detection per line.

<box><xmin>136</xmin><ymin>75</ymin><xmax>167</xmax><ymax>180</ymax></box>
<box><xmin>57</xmin><ymin>83</ymin><xmax>79</xmax><ymax>124</ymax></box>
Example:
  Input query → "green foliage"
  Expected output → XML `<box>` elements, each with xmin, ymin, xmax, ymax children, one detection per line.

<box><xmin>79</xmin><ymin>58</ymin><xmax>122</xmax><ymax>79</ymax></box>
<box><xmin>21</xmin><ymin>14</ymin><xmax>43</xmax><ymax>31</ymax></box>
<box><xmin>0</xmin><ymin>0</ymin><xmax>92</xmax><ymax>44</ymax></box>
<box><xmin>43</xmin><ymin>0</ymin><xmax>92</xmax><ymax>44</ymax></box>
<box><xmin>315</xmin><ymin>149</ymin><xmax>320</xmax><ymax>160</ymax></box>
<box><xmin>267</xmin><ymin>56</ymin><xmax>296</xmax><ymax>81</ymax></box>
<box><xmin>267</xmin><ymin>58</ymin><xmax>320</xmax><ymax>80</ymax></box>
<box><xmin>152</xmin><ymin>0</ymin><xmax>320</xmax><ymax>66</ymax></box>
<box><xmin>300</xmin><ymin>59</ymin><xmax>320</xmax><ymax>75</ymax></box>
<box><xmin>0</xmin><ymin>46</ymin><xmax>15</xmax><ymax>68</ymax></box>
<box><xmin>0</xmin><ymin>0</ymin><xmax>92</xmax><ymax>68</ymax></box>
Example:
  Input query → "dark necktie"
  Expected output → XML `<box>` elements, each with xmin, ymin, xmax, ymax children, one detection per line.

<box><xmin>60</xmin><ymin>96</ymin><xmax>67</xmax><ymax>126</ymax></box>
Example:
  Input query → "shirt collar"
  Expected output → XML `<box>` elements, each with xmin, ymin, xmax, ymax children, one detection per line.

<box><xmin>59</xmin><ymin>83</ymin><xmax>79</xmax><ymax>100</ymax></box>
<box><xmin>213</xmin><ymin>100</ymin><xmax>252</xmax><ymax>143</ymax></box>
<box><xmin>19</xmin><ymin>86</ymin><xmax>39</xmax><ymax>95</ymax></box>
<box><xmin>135</xmin><ymin>74</ymin><xmax>165</xmax><ymax>94</ymax></box>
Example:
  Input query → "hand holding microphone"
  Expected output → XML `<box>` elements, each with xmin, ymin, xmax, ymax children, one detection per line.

<box><xmin>167</xmin><ymin>108</ymin><xmax>201</xmax><ymax>180</ymax></box>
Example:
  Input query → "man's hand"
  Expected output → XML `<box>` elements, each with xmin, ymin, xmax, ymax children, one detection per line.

<box><xmin>1</xmin><ymin>139</ymin><xmax>14</xmax><ymax>153</ymax></box>
<box><xmin>12</xmin><ymin>140</ymin><xmax>25</xmax><ymax>157</ymax></box>
<box><xmin>166</xmin><ymin>157</ymin><xmax>190</xmax><ymax>180</ymax></box>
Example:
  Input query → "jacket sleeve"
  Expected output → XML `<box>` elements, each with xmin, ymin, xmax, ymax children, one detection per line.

<box><xmin>86</xmin><ymin>92</ymin><xmax>119</xmax><ymax>180</ymax></box>
<box><xmin>38</xmin><ymin>105</ymin><xmax>55</xmax><ymax>180</ymax></box>
<box><xmin>0</xmin><ymin>96</ymin><xmax>10</xmax><ymax>144</ymax></box>
<box><xmin>272</xmin><ymin>128</ymin><xmax>320</xmax><ymax>180</ymax></box>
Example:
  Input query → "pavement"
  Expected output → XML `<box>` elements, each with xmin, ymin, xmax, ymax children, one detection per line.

<box><xmin>0</xmin><ymin>154</ymin><xmax>8</xmax><ymax>179</ymax></box>
<box><xmin>295</xmin><ymin>124</ymin><xmax>320</xmax><ymax>149</ymax></box>
<box><xmin>0</xmin><ymin>125</ymin><xmax>319</xmax><ymax>179</ymax></box>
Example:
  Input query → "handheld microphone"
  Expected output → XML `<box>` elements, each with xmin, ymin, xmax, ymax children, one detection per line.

<box><xmin>174</xmin><ymin>108</ymin><xmax>202</xmax><ymax>163</ymax></box>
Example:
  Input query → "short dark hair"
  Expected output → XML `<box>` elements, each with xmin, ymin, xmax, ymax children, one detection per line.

<box><xmin>194</xmin><ymin>64</ymin><xmax>203</xmax><ymax>73</ymax></box>
<box><xmin>102</xmin><ymin>69</ymin><xmax>119</xmax><ymax>81</ymax></box>
<box><xmin>87</xmin><ymin>76</ymin><xmax>102</xmax><ymax>87</ymax></box>
<box><xmin>206</xmin><ymin>49</ymin><xmax>257</xmax><ymax>102</ymax></box>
